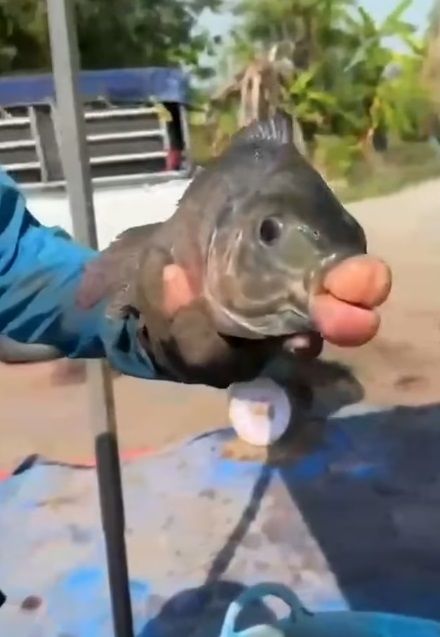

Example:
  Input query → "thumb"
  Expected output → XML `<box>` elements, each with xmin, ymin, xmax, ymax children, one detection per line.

<box><xmin>162</xmin><ymin>264</ymin><xmax>196</xmax><ymax>318</ymax></box>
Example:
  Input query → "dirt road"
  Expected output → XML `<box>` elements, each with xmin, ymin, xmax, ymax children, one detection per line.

<box><xmin>1</xmin><ymin>179</ymin><xmax>440</xmax><ymax>472</ymax></box>
<box><xmin>329</xmin><ymin>178</ymin><xmax>440</xmax><ymax>407</ymax></box>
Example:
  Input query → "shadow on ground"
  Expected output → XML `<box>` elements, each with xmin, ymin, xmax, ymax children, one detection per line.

<box><xmin>137</xmin><ymin>359</ymin><xmax>440</xmax><ymax>636</ymax></box>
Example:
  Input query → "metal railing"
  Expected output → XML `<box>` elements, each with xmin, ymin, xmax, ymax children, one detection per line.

<box><xmin>0</xmin><ymin>110</ymin><xmax>41</xmax><ymax>183</ymax></box>
<box><xmin>0</xmin><ymin>98</ymin><xmax>184</xmax><ymax>186</ymax></box>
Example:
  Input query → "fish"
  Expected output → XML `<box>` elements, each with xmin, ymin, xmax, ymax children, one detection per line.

<box><xmin>76</xmin><ymin>110</ymin><xmax>392</xmax><ymax>388</ymax></box>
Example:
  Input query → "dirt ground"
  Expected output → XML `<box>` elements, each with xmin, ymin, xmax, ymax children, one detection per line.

<box><xmin>1</xmin><ymin>179</ymin><xmax>440</xmax><ymax>473</ymax></box>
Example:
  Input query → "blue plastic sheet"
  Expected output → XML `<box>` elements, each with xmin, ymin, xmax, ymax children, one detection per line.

<box><xmin>1</xmin><ymin>402</ymin><xmax>440</xmax><ymax>636</ymax></box>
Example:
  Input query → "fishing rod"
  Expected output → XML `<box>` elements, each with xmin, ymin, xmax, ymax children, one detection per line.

<box><xmin>45</xmin><ymin>1</ymin><xmax>134</xmax><ymax>635</ymax></box>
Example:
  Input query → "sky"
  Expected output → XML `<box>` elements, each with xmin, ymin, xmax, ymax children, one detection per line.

<box><xmin>200</xmin><ymin>0</ymin><xmax>433</xmax><ymax>40</ymax></box>
<box><xmin>358</xmin><ymin>0</ymin><xmax>432</xmax><ymax>31</ymax></box>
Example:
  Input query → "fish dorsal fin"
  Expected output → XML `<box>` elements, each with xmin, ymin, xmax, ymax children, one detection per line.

<box><xmin>231</xmin><ymin>110</ymin><xmax>294</xmax><ymax>148</ymax></box>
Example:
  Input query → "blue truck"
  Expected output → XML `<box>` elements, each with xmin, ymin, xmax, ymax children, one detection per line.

<box><xmin>0</xmin><ymin>67</ymin><xmax>192</xmax><ymax>187</ymax></box>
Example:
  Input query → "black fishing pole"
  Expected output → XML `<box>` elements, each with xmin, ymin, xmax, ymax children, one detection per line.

<box><xmin>45</xmin><ymin>1</ymin><xmax>135</xmax><ymax>636</ymax></box>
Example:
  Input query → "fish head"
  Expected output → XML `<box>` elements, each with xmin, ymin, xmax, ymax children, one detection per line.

<box><xmin>203</xmin><ymin>111</ymin><xmax>391</xmax><ymax>347</ymax></box>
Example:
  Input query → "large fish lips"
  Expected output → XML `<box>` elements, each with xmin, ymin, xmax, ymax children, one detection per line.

<box><xmin>307</xmin><ymin>254</ymin><xmax>392</xmax><ymax>348</ymax></box>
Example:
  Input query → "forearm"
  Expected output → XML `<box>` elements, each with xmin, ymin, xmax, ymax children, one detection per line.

<box><xmin>0</xmin><ymin>170</ymin><xmax>158</xmax><ymax>379</ymax></box>
<box><xmin>0</xmin><ymin>176</ymin><xmax>101</xmax><ymax>355</ymax></box>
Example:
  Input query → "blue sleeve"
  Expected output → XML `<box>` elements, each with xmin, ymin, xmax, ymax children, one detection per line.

<box><xmin>0</xmin><ymin>169</ymin><xmax>159</xmax><ymax>380</ymax></box>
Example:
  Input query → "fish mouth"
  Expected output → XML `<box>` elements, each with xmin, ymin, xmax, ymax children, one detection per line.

<box><xmin>251</xmin><ymin>254</ymin><xmax>391</xmax><ymax>355</ymax></box>
<box><xmin>213</xmin><ymin>303</ymin><xmax>324</xmax><ymax>359</ymax></box>
<box><xmin>282</xmin><ymin>331</ymin><xmax>324</xmax><ymax>359</ymax></box>
<box><xmin>308</xmin><ymin>254</ymin><xmax>392</xmax><ymax>347</ymax></box>
<box><xmin>209</xmin><ymin>254</ymin><xmax>391</xmax><ymax>354</ymax></box>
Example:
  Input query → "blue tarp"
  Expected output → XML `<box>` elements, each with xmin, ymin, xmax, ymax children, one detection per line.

<box><xmin>0</xmin><ymin>68</ymin><xmax>189</xmax><ymax>107</ymax></box>
<box><xmin>1</xmin><ymin>402</ymin><xmax>440</xmax><ymax>636</ymax></box>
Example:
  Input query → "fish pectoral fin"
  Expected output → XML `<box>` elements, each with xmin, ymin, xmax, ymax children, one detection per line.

<box><xmin>76</xmin><ymin>223</ymin><xmax>160</xmax><ymax>315</ymax></box>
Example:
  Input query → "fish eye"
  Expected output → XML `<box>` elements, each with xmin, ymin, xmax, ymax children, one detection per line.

<box><xmin>259</xmin><ymin>217</ymin><xmax>283</xmax><ymax>245</ymax></box>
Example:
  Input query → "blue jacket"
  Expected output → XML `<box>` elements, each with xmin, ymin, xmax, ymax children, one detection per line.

<box><xmin>0</xmin><ymin>169</ymin><xmax>158</xmax><ymax>379</ymax></box>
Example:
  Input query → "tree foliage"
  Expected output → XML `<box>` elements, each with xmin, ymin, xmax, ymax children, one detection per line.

<box><xmin>424</xmin><ymin>0</ymin><xmax>440</xmax><ymax>107</ymax></box>
<box><xmin>0</xmin><ymin>0</ymin><xmax>221</xmax><ymax>77</ymax></box>
<box><xmin>230</xmin><ymin>0</ymin><xmax>357</xmax><ymax>70</ymax></box>
<box><xmin>0</xmin><ymin>0</ymin><xmax>50</xmax><ymax>72</ymax></box>
<box><xmin>214</xmin><ymin>0</ymin><xmax>432</xmax><ymax>165</ymax></box>
<box><xmin>428</xmin><ymin>0</ymin><xmax>440</xmax><ymax>37</ymax></box>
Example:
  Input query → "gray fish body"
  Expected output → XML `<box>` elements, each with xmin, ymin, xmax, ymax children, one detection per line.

<box><xmin>77</xmin><ymin>111</ymin><xmax>366</xmax><ymax>387</ymax></box>
<box><xmin>164</xmin><ymin>113</ymin><xmax>366</xmax><ymax>338</ymax></box>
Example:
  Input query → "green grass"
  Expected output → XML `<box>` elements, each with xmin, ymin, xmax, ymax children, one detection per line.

<box><xmin>338</xmin><ymin>142</ymin><xmax>440</xmax><ymax>203</ymax></box>
<box><xmin>189</xmin><ymin>125</ymin><xmax>440</xmax><ymax>203</ymax></box>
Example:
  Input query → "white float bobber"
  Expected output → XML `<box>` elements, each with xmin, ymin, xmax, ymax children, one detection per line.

<box><xmin>228</xmin><ymin>377</ymin><xmax>293</xmax><ymax>447</ymax></box>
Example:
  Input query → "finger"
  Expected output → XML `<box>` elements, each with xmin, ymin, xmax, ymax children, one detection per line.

<box><xmin>162</xmin><ymin>264</ymin><xmax>196</xmax><ymax>317</ymax></box>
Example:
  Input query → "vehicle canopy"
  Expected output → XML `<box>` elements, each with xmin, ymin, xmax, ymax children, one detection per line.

<box><xmin>0</xmin><ymin>67</ymin><xmax>190</xmax><ymax>107</ymax></box>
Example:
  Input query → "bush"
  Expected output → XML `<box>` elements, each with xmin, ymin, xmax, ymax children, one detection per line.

<box><xmin>313</xmin><ymin>135</ymin><xmax>363</xmax><ymax>179</ymax></box>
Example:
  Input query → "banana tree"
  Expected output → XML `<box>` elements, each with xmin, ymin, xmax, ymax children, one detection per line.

<box><xmin>293</xmin><ymin>1</ymin><xmax>426</xmax><ymax>156</ymax></box>
<box><xmin>281</xmin><ymin>63</ymin><xmax>337</xmax><ymax>137</ymax></box>
<box><xmin>341</xmin><ymin>0</ymin><xmax>424</xmax><ymax>154</ymax></box>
